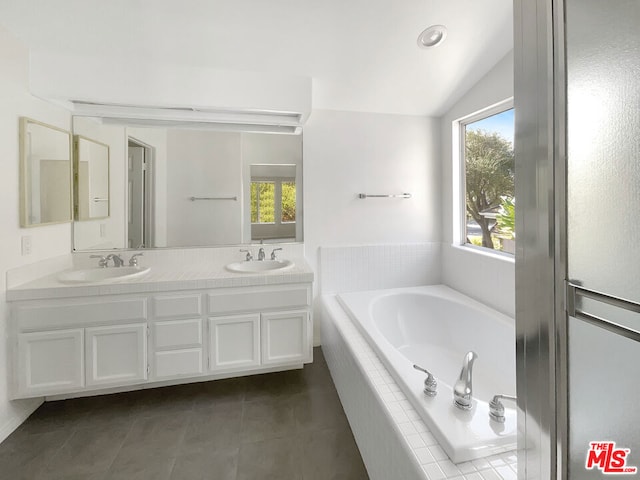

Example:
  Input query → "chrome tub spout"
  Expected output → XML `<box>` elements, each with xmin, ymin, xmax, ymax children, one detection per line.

<box><xmin>453</xmin><ymin>351</ymin><xmax>478</xmax><ymax>410</ymax></box>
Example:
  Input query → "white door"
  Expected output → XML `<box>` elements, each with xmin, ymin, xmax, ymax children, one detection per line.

<box><xmin>85</xmin><ymin>323</ymin><xmax>147</xmax><ymax>387</ymax></box>
<box><xmin>208</xmin><ymin>314</ymin><xmax>260</xmax><ymax>371</ymax></box>
<box><xmin>127</xmin><ymin>144</ymin><xmax>145</xmax><ymax>248</ymax></box>
<box><xmin>17</xmin><ymin>329</ymin><xmax>84</xmax><ymax>397</ymax></box>
<box><xmin>261</xmin><ymin>310</ymin><xmax>311</xmax><ymax>365</ymax></box>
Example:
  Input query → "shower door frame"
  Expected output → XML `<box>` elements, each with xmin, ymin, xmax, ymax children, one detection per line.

<box><xmin>514</xmin><ymin>0</ymin><xmax>568</xmax><ymax>478</ymax></box>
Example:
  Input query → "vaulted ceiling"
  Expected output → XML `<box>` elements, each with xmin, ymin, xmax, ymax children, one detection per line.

<box><xmin>0</xmin><ymin>0</ymin><xmax>513</xmax><ymax>117</ymax></box>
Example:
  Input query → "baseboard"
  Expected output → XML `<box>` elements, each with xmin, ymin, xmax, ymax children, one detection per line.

<box><xmin>0</xmin><ymin>398</ymin><xmax>43</xmax><ymax>443</ymax></box>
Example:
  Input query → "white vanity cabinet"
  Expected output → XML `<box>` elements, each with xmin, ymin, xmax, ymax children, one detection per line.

<box><xmin>12</xmin><ymin>296</ymin><xmax>148</xmax><ymax>398</ymax></box>
<box><xmin>85</xmin><ymin>323</ymin><xmax>148</xmax><ymax>386</ymax></box>
<box><xmin>18</xmin><ymin>329</ymin><xmax>85</xmax><ymax>396</ymax></box>
<box><xmin>10</xmin><ymin>282</ymin><xmax>312</xmax><ymax>399</ymax></box>
<box><xmin>206</xmin><ymin>284</ymin><xmax>313</xmax><ymax>372</ymax></box>
<box><xmin>150</xmin><ymin>294</ymin><xmax>204</xmax><ymax>380</ymax></box>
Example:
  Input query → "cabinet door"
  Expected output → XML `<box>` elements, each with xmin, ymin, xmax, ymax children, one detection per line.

<box><xmin>208</xmin><ymin>314</ymin><xmax>260</xmax><ymax>371</ymax></box>
<box><xmin>86</xmin><ymin>323</ymin><xmax>147</xmax><ymax>387</ymax></box>
<box><xmin>261</xmin><ymin>310</ymin><xmax>311</xmax><ymax>365</ymax></box>
<box><xmin>17</xmin><ymin>329</ymin><xmax>84</xmax><ymax>396</ymax></box>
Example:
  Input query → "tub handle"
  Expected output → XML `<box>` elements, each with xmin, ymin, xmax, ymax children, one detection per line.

<box><xmin>412</xmin><ymin>364</ymin><xmax>438</xmax><ymax>397</ymax></box>
<box><xmin>489</xmin><ymin>394</ymin><xmax>517</xmax><ymax>423</ymax></box>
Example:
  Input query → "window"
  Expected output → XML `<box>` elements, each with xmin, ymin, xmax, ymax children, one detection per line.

<box><xmin>250</xmin><ymin>179</ymin><xmax>296</xmax><ymax>224</ymax></box>
<box><xmin>251</xmin><ymin>181</ymin><xmax>275</xmax><ymax>223</ymax></box>
<box><xmin>456</xmin><ymin>101</ymin><xmax>515</xmax><ymax>254</ymax></box>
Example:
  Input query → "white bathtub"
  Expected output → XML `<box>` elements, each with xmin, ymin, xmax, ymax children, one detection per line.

<box><xmin>337</xmin><ymin>285</ymin><xmax>517</xmax><ymax>463</ymax></box>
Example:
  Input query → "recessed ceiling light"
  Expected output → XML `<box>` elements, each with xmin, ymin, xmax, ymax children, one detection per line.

<box><xmin>417</xmin><ymin>25</ymin><xmax>447</xmax><ymax>48</ymax></box>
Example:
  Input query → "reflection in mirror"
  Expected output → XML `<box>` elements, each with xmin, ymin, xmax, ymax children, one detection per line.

<box><xmin>72</xmin><ymin>116</ymin><xmax>303</xmax><ymax>251</ymax></box>
<box><xmin>19</xmin><ymin>117</ymin><xmax>72</xmax><ymax>227</ymax></box>
<box><xmin>74</xmin><ymin>136</ymin><xmax>110</xmax><ymax>220</ymax></box>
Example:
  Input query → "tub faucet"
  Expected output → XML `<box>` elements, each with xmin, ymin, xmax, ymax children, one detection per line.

<box><xmin>412</xmin><ymin>364</ymin><xmax>437</xmax><ymax>397</ymax></box>
<box><xmin>453</xmin><ymin>351</ymin><xmax>478</xmax><ymax>410</ymax></box>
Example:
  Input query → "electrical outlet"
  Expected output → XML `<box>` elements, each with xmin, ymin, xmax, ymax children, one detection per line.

<box><xmin>100</xmin><ymin>223</ymin><xmax>107</xmax><ymax>238</ymax></box>
<box><xmin>21</xmin><ymin>235</ymin><xmax>32</xmax><ymax>255</ymax></box>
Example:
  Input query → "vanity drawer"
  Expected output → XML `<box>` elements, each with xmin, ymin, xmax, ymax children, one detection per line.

<box><xmin>154</xmin><ymin>318</ymin><xmax>202</xmax><ymax>349</ymax></box>
<box><xmin>207</xmin><ymin>284</ymin><xmax>311</xmax><ymax>315</ymax></box>
<box><xmin>15</xmin><ymin>298</ymin><xmax>147</xmax><ymax>332</ymax></box>
<box><xmin>152</xmin><ymin>294</ymin><xmax>202</xmax><ymax>319</ymax></box>
<box><xmin>154</xmin><ymin>349</ymin><xmax>203</xmax><ymax>379</ymax></box>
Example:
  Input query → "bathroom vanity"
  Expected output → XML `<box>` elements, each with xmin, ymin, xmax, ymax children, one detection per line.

<box><xmin>7</xmin><ymin>253</ymin><xmax>313</xmax><ymax>400</ymax></box>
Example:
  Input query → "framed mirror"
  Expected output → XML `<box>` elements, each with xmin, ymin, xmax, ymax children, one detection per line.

<box><xmin>74</xmin><ymin>136</ymin><xmax>110</xmax><ymax>221</ymax></box>
<box><xmin>71</xmin><ymin>116</ymin><xmax>303</xmax><ymax>251</ymax></box>
<box><xmin>19</xmin><ymin>117</ymin><xmax>73</xmax><ymax>227</ymax></box>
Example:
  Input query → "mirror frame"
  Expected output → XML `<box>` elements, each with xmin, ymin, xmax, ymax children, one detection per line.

<box><xmin>73</xmin><ymin>135</ymin><xmax>111</xmax><ymax>221</ymax></box>
<box><xmin>19</xmin><ymin>117</ymin><xmax>73</xmax><ymax>227</ymax></box>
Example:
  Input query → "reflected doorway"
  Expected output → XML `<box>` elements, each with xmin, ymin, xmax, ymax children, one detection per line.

<box><xmin>127</xmin><ymin>138</ymin><xmax>154</xmax><ymax>248</ymax></box>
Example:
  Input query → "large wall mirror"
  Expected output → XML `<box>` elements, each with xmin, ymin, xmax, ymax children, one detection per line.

<box><xmin>72</xmin><ymin>116</ymin><xmax>303</xmax><ymax>251</ymax></box>
<box><xmin>19</xmin><ymin>117</ymin><xmax>73</xmax><ymax>227</ymax></box>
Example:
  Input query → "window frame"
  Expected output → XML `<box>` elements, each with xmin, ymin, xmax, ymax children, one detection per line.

<box><xmin>250</xmin><ymin>177</ymin><xmax>296</xmax><ymax>226</ymax></box>
<box><xmin>453</xmin><ymin>97</ymin><xmax>515</xmax><ymax>259</ymax></box>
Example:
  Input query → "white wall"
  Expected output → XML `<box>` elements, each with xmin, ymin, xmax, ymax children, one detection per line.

<box><xmin>0</xmin><ymin>26</ymin><xmax>72</xmax><ymax>441</ymax></box>
<box><xmin>440</xmin><ymin>51</ymin><xmax>515</xmax><ymax>317</ymax></box>
<box><xmin>304</xmin><ymin>109</ymin><xmax>441</xmax><ymax>341</ymax></box>
<box><xmin>166</xmin><ymin>130</ymin><xmax>242</xmax><ymax>246</ymax></box>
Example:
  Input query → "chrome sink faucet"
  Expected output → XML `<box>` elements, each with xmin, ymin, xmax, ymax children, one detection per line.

<box><xmin>106</xmin><ymin>253</ymin><xmax>124</xmax><ymax>267</ymax></box>
<box><xmin>128</xmin><ymin>253</ymin><xmax>144</xmax><ymax>267</ymax></box>
<box><xmin>239</xmin><ymin>249</ymin><xmax>253</xmax><ymax>261</ymax></box>
<box><xmin>257</xmin><ymin>247</ymin><xmax>266</xmax><ymax>261</ymax></box>
<box><xmin>270</xmin><ymin>248</ymin><xmax>283</xmax><ymax>260</ymax></box>
<box><xmin>90</xmin><ymin>255</ymin><xmax>109</xmax><ymax>268</ymax></box>
<box><xmin>453</xmin><ymin>351</ymin><xmax>478</xmax><ymax>410</ymax></box>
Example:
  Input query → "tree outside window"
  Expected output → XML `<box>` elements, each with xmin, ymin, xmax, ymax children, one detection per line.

<box><xmin>463</xmin><ymin>108</ymin><xmax>515</xmax><ymax>253</ymax></box>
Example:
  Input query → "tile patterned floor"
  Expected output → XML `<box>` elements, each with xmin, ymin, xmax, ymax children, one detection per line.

<box><xmin>0</xmin><ymin>347</ymin><xmax>368</xmax><ymax>480</ymax></box>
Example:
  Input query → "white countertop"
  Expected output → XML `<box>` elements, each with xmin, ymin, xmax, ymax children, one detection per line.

<box><xmin>7</xmin><ymin>259</ymin><xmax>314</xmax><ymax>302</ymax></box>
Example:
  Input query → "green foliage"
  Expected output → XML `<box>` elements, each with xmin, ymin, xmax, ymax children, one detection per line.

<box><xmin>251</xmin><ymin>180</ymin><xmax>296</xmax><ymax>224</ymax></box>
<box><xmin>496</xmin><ymin>196</ymin><xmax>515</xmax><ymax>239</ymax></box>
<box><xmin>281</xmin><ymin>182</ymin><xmax>296</xmax><ymax>222</ymax></box>
<box><xmin>465</xmin><ymin>129</ymin><xmax>514</xmax><ymax>249</ymax></box>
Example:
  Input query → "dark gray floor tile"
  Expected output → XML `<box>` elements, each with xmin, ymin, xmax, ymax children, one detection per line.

<box><xmin>181</xmin><ymin>402</ymin><xmax>243</xmax><ymax>453</ymax></box>
<box><xmin>236</xmin><ymin>436</ymin><xmax>303</xmax><ymax>480</ymax></box>
<box><xmin>0</xmin><ymin>429</ymin><xmax>72</xmax><ymax>480</ymax></box>
<box><xmin>119</xmin><ymin>414</ymin><xmax>188</xmax><ymax>457</ymax></box>
<box><xmin>243</xmin><ymin>370</ymin><xmax>307</xmax><ymax>400</ymax></box>
<box><xmin>293</xmin><ymin>391</ymin><xmax>350</xmax><ymax>432</ymax></box>
<box><xmin>45</xmin><ymin>424</ymin><xmax>130</xmax><ymax>478</ymax></box>
<box><xmin>241</xmin><ymin>397</ymin><xmax>296</xmax><ymax>443</ymax></box>
<box><xmin>192</xmin><ymin>377</ymin><xmax>246</xmax><ymax>409</ymax></box>
<box><xmin>170</xmin><ymin>448</ymin><xmax>239</xmax><ymax>480</ymax></box>
<box><xmin>105</xmin><ymin>453</ymin><xmax>176</xmax><ymax>480</ymax></box>
<box><xmin>129</xmin><ymin>386</ymin><xmax>197</xmax><ymax>419</ymax></box>
<box><xmin>300</xmin><ymin>427</ymin><xmax>369</xmax><ymax>480</ymax></box>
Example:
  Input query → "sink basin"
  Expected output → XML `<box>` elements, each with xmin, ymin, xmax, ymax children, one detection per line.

<box><xmin>226</xmin><ymin>260</ymin><xmax>294</xmax><ymax>273</ymax></box>
<box><xmin>57</xmin><ymin>266</ymin><xmax>151</xmax><ymax>284</ymax></box>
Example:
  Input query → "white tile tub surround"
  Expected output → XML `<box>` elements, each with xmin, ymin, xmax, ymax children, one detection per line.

<box><xmin>322</xmin><ymin>295</ymin><xmax>517</xmax><ymax>480</ymax></box>
<box><xmin>319</xmin><ymin>243</ymin><xmax>441</xmax><ymax>295</ymax></box>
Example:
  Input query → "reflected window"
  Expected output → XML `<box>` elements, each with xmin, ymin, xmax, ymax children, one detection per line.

<box><xmin>251</xmin><ymin>181</ymin><xmax>275</xmax><ymax>224</ymax></box>
<box><xmin>281</xmin><ymin>181</ymin><xmax>296</xmax><ymax>223</ymax></box>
